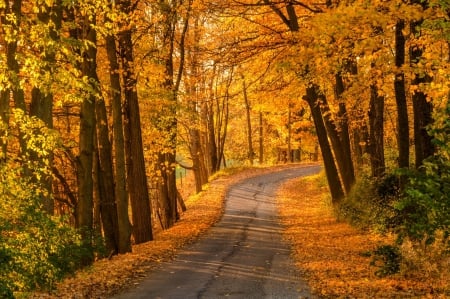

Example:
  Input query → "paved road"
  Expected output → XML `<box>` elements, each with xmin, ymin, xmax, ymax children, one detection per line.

<box><xmin>113</xmin><ymin>165</ymin><xmax>320</xmax><ymax>299</ymax></box>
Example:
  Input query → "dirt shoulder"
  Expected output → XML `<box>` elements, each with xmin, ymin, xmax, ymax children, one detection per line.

<box><xmin>277</xmin><ymin>174</ymin><xmax>449</xmax><ymax>298</ymax></box>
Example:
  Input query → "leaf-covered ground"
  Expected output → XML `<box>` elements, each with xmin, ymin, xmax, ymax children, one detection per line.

<box><xmin>31</xmin><ymin>165</ymin><xmax>448</xmax><ymax>298</ymax></box>
<box><xmin>31</xmin><ymin>165</ymin><xmax>299</xmax><ymax>298</ymax></box>
<box><xmin>277</xmin><ymin>174</ymin><xmax>450</xmax><ymax>298</ymax></box>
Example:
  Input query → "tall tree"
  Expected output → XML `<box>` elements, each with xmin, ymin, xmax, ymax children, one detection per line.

<box><xmin>242</xmin><ymin>77</ymin><xmax>254</xmax><ymax>165</ymax></box>
<box><xmin>410</xmin><ymin>0</ymin><xmax>434</xmax><ymax>167</ymax></box>
<box><xmin>75</xmin><ymin>6</ymin><xmax>98</xmax><ymax>265</ymax></box>
<box><xmin>394</xmin><ymin>18</ymin><xmax>410</xmax><ymax>169</ymax></box>
<box><xmin>95</xmin><ymin>94</ymin><xmax>120</xmax><ymax>255</ymax></box>
<box><xmin>105</xmin><ymin>23</ymin><xmax>132</xmax><ymax>253</ymax></box>
<box><xmin>118</xmin><ymin>0</ymin><xmax>153</xmax><ymax>243</ymax></box>
<box><xmin>304</xmin><ymin>85</ymin><xmax>344</xmax><ymax>202</ymax></box>
<box><xmin>29</xmin><ymin>0</ymin><xmax>63</xmax><ymax>214</ymax></box>
<box><xmin>369</xmin><ymin>85</ymin><xmax>385</xmax><ymax>178</ymax></box>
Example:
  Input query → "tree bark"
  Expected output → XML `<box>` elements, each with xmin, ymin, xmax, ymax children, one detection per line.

<box><xmin>304</xmin><ymin>84</ymin><xmax>344</xmax><ymax>203</ymax></box>
<box><xmin>105</xmin><ymin>30</ymin><xmax>132</xmax><ymax>253</ymax></box>
<box><xmin>335</xmin><ymin>72</ymin><xmax>355</xmax><ymax>189</ymax></box>
<box><xmin>321</xmin><ymin>92</ymin><xmax>353</xmax><ymax>194</ymax></box>
<box><xmin>369</xmin><ymin>85</ymin><xmax>386</xmax><ymax>178</ymax></box>
<box><xmin>119</xmin><ymin>25</ymin><xmax>153</xmax><ymax>243</ymax></box>
<box><xmin>394</xmin><ymin>19</ymin><xmax>410</xmax><ymax>169</ymax></box>
<box><xmin>410</xmin><ymin>12</ymin><xmax>434</xmax><ymax>167</ymax></box>
<box><xmin>243</xmin><ymin>78</ymin><xmax>254</xmax><ymax>165</ymax></box>
<box><xmin>259</xmin><ymin>111</ymin><xmax>264</xmax><ymax>164</ymax></box>
<box><xmin>95</xmin><ymin>95</ymin><xmax>120</xmax><ymax>255</ymax></box>
<box><xmin>76</xmin><ymin>13</ymin><xmax>98</xmax><ymax>265</ymax></box>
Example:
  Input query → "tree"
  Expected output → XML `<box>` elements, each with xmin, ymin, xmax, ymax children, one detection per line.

<box><xmin>104</xmin><ymin>14</ymin><xmax>132</xmax><ymax>253</ymax></box>
<box><xmin>369</xmin><ymin>85</ymin><xmax>385</xmax><ymax>178</ymax></box>
<box><xmin>410</xmin><ymin>0</ymin><xmax>435</xmax><ymax>168</ymax></box>
<box><xmin>304</xmin><ymin>85</ymin><xmax>345</xmax><ymax>202</ymax></box>
<box><xmin>394</xmin><ymin>18</ymin><xmax>410</xmax><ymax>169</ymax></box>
<box><xmin>75</xmin><ymin>4</ymin><xmax>98</xmax><ymax>264</ymax></box>
<box><xmin>242</xmin><ymin>76</ymin><xmax>254</xmax><ymax>165</ymax></box>
<box><xmin>118</xmin><ymin>0</ymin><xmax>153</xmax><ymax>243</ymax></box>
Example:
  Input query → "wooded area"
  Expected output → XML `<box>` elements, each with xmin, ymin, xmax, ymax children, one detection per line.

<box><xmin>0</xmin><ymin>0</ymin><xmax>449</xmax><ymax>297</ymax></box>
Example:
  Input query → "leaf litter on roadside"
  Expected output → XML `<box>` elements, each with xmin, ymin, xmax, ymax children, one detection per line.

<box><xmin>277</xmin><ymin>173</ymin><xmax>449</xmax><ymax>298</ymax></box>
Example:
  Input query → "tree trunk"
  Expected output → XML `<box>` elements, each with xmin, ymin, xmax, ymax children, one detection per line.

<box><xmin>119</xmin><ymin>26</ymin><xmax>153</xmax><ymax>243</ymax></box>
<box><xmin>190</xmin><ymin>126</ymin><xmax>206</xmax><ymax>193</ymax></box>
<box><xmin>259</xmin><ymin>111</ymin><xmax>264</xmax><ymax>164</ymax></box>
<box><xmin>29</xmin><ymin>0</ymin><xmax>62</xmax><ymax>214</ymax></box>
<box><xmin>95</xmin><ymin>95</ymin><xmax>120</xmax><ymax>255</ymax></box>
<box><xmin>76</xmin><ymin>13</ymin><xmax>98</xmax><ymax>265</ymax></box>
<box><xmin>410</xmin><ymin>13</ymin><xmax>434</xmax><ymax>167</ymax></box>
<box><xmin>243</xmin><ymin>78</ymin><xmax>254</xmax><ymax>165</ymax></box>
<box><xmin>208</xmin><ymin>99</ymin><xmax>219</xmax><ymax>173</ymax></box>
<box><xmin>412</xmin><ymin>92</ymin><xmax>434</xmax><ymax>167</ymax></box>
<box><xmin>352</xmin><ymin>111</ymin><xmax>369</xmax><ymax>173</ymax></box>
<box><xmin>335</xmin><ymin>72</ymin><xmax>355</xmax><ymax>190</ymax></box>
<box><xmin>287</xmin><ymin>103</ymin><xmax>292</xmax><ymax>163</ymax></box>
<box><xmin>369</xmin><ymin>85</ymin><xmax>386</xmax><ymax>178</ymax></box>
<box><xmin>304</xmin><ymin>84</ymin><xmax>344</xmax><ymax>203</ymax></box>
<box><xmin>394</xmin><ymin>19</ymin><xmax>410</xmax><ymax>169</ymax></box>
<box><xmin>105</xmin><ymin>30</ymin><xmax>132</xmax><ymax>253</ymax></box>
<box><xmin>321</xmin><ymin>92</ymin><xmax>353</xmax><ymax>194</ymax></box>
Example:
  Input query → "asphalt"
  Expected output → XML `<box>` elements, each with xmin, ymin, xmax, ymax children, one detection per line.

<box><xmin>112</xmin><ymin>165</ymin><xmax>321</xmax><ymax>299</ymax></box>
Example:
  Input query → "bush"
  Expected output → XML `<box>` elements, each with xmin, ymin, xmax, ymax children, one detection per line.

<box><xmin>337</xmin><ymin>174</ymin><xmax>398</xmax><ymax>232</ymax></box>
<box><xmin>392</xmin><ymin>101</ymin><xmax>450</xmax><ymax>248</ymax></box>
<box><xmin>369</xmin><ymin>245</ymin><xmax>402</xmax><ymax>277</ymax></box>
<box><xmin>0</xmin><ymin>164</ymin><xmax>86</xmax><ymax>296</ymax></box>
<box><xmin>0</xmin><ymin>111</ymin><xmax>90</xmax><ymax>297</ymax></box>
<box><xmin>393</xmin><ymin>157</ymin><xmax>450</xmax><ymax>247</ymax></box>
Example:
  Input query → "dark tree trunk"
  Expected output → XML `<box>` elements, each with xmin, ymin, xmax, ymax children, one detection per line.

<box><xmin>369</xmin><ymin>86</ymin><xmax>386</xmax><ymax>178</ymax></box>
<box><xmin>243</xmin><ymin>78</ymin><xmax>254</xmax><ymax>165</ymax></box>
<box><xmin>321</xmin><ymin>97</ymin><xmax>353</xmax><ymax>194</ymax></box>
<box><xmin>394</xmin><ymin>19</ymin><xmax>410</xmax><ymax>169</ymax></box>
<box><xmin>105</xmin><ymin>30</ymin><xmax>132</xmax><ymax>253</ymax></box>
<box><xmin>410</xmin><ymin>12</ymin><xmax>434</xmax><ymax>167</ymax></box>
<box><xmin>119</xmin><ymin>26</ymin><xmax>153</xmax><ymax>244</ymax></box>
<box><xmin>76</xmin><ymin>13</ymin><xmax>98</xmax><ymax>265</ymax></box>
<box><xmin>190</xmin><ymin>126</ymin><xmax>207</xmax><ymax>193</ymax></box>
<box><xmin>95</xmin><ymin>96</ymin><xmax>120</xmax><ymax>255</ymax></box>
<box><xmin>334</xmin><ymin>72</ymin><xmax>355</xmax><ymax>192</ymax></box>
<box><xmin>259</xmin><ymin>111</ymin><xmax>264</xmax><ymax>164</ymax></box>
<box><xmin>412</xmin><ymin>92</ymin><xmax>434</xmax><ymax>167</ymax></box>
<box><xmin>207</xmin><ymin>99</ymin><xmax>219</xmax><ymax>173</ymax></box>
<box><xmin>304</xmin><ymin>84</ymin><xmax>344</xmax><ymax>203</ymax></box>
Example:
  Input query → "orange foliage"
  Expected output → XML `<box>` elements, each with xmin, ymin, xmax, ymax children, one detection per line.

<box><xmin>277</xmin><ymin>174</ymin><xmax>449</xmax><ymax>298</ymax></box>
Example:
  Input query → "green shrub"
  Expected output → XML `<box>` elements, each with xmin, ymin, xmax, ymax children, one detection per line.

<box><xmin>0</xmin><ymin>111</ymin><xmax>92</xmax><ymax>297</ymax></box>
<box><xmin>393</xmin><ymin>157</ymin><xmax>450</xmax><ymax>247</ymax></box>
<box><xmin>392</xmin><ymin>101</ymin><xmax>450</xmax><ymax>248</ymax></box>
<box><xmin>369</xmin><ymin>245</ymin><xmax>402</xmax><ymax>277</ymax></box>
<box><xmin>337</xmin><ymin>174</ymin><xmax>398</xmax><ymax>232</ymax></box>
<box><xmin>0</xmin><ymin>164</ymin><xmax>86</xmax><ymax>296</ymax></box>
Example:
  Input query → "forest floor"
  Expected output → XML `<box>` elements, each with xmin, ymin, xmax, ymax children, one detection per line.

<box><xmin>277</xmin><ymin>174</ymin><xmax>450</xmax><ymax>298</ymax></box>
<box><xmin>32</xmin><ymin>164</ymin><xmax>449</xmax><ymax>298</ymax></box>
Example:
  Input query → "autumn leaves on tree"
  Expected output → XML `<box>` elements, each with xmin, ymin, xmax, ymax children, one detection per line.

<box><xmin>1</xmin><ymin>0</ymin><xmax>449</xmax><ymax>295</ymax></box>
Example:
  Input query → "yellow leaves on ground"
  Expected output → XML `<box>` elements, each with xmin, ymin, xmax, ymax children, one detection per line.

<box><xmin>277</xmin><ymin>174</ymin><xmax>449</xmax><ymax>298</ymax></box>
<box><xmin>32</xmin><ymin>165</ymin><xmax>295</xmax><ymax>298</ymax></box>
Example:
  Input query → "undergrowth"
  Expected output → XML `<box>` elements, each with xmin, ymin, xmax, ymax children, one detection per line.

<box><xmin>336</xmin><ymin>171</ymin><xmax>449</xmax><ymax>285</ymax></box>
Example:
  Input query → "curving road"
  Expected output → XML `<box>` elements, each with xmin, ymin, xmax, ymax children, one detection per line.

<box><xmin>112</xmin><ymin>165</ymin><xmax>320</xmax><ymax>299</ymax></box>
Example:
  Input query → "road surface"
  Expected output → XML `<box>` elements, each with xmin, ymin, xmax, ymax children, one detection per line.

<box><xmin>113</xmin><ymin>165</ymin><xmax>320</xmax><ymax>299</ymax></box>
